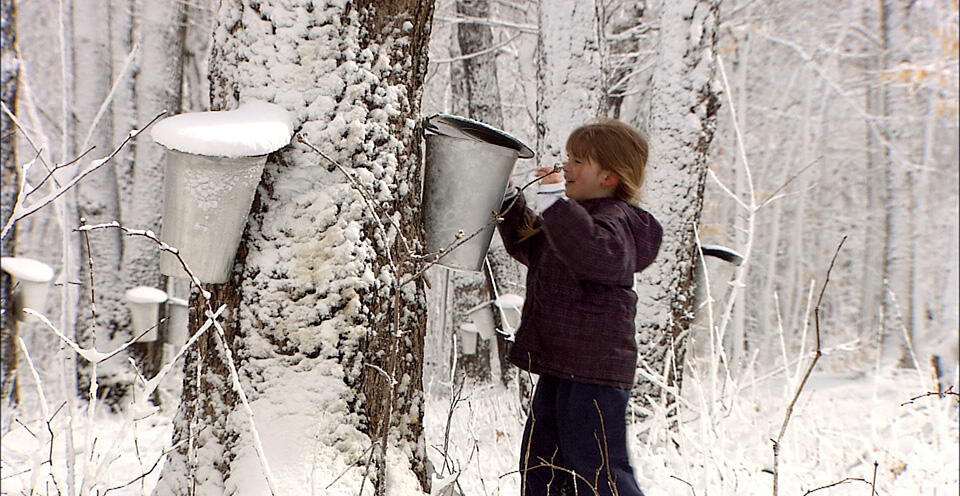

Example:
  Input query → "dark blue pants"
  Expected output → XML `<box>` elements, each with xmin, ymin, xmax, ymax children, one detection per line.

<box><xmin>519</xmin><ymin>375</ymin><xmax>645</xmax><ymax>496</ymax></box>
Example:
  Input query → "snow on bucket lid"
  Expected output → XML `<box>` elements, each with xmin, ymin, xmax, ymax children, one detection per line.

<box><xmin>424</xmin><ymin>114</ymin><xmax>534</xmax><ymax>159</ymax></box>
<box><xmin>124</xmin><ymin>287</ymin><xmax>169</xmax><ymax>304</ymax></box>
<box><xmin>151</xmin><ymin>101</ymin><xmax>294</xmax><ymax>158</ymax></box>
<box><xmin>1</xmin><ymin>257</ymin><xmax>55</xmax><ymax>283</ymax></box>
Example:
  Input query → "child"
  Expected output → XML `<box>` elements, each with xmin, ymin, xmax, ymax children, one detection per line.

<box><xmin>498</xmin><ymin>118</ymin><xmax>662</xmax><ymax>496</ymax></box>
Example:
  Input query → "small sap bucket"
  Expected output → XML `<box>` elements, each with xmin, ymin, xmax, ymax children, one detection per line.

<box><xmin>124</xmin><ymin>286</ymin><xmax>168</xmax><ymax>342</ymax></box>
<box><xmin>150</xmin><ymin>101</ymin><xmax>293</xmax><ymax>284</ymax></box>
<box><xmin>459</xmin><ymin>323</ymin><xmax>480</xmax><ymax>355</ymax></box>
<box><xmin>422</xmin><ymin>115</ymin><xmax>533</xmax><ymax>272</ymax></box>
<box><xmin>157</xmin><ymin>150</ymin><xmax>267</xmax><ymax>283</ymax></box>
<box><xmin>1</xmin><ymin>257</ymin><xmax>55</xmax><ymax>321</ymax></box>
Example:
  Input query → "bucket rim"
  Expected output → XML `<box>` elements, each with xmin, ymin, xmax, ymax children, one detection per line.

<box><xmin>423</xmin><ymin>114</ymin><xmax>534</xmax><ymax>159</ymax></box>
<box><xmin>161</xmin><ymin>145</ymin><xmax>270</xmax><ymax>161</ymax></box>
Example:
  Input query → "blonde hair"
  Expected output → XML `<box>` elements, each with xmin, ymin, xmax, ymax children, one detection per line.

<box><xmin>565</xmin><ymin>118</ymin><xmax>649</xmax><ymax>203</ymax></box>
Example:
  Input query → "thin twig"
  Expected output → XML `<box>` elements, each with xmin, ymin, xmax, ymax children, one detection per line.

<box><xmin>26</xmin><ymin>146</ymin><xmax>96</xmax><ymax>199</ymax></box>
<box><xmin>802</xmin><ymin>477</ymin><xmax>870</xmax><ymax>495</ymax></box>
<box><xmin>900</xmin><ymin>387</ymin><xmax>959</xmax><ymax>406</ymax></box>
<box><xmin>1</xmin><ymin>112</ymin><xmax>166</xmax><ymax>240</ymax></box>
<box><xmin>325</xmin><ymin>442</ymin><xmax>377</xmax><ymax>490</ymax></box>
<box><xmin>297</xmin><ymin>134</ymin><xmax>409</xmax><ymax>262</ymax></box>
<box><xmin>0</xmin><ymin>100</ymin><xmax>56</xmax><ymax>179</ymax></box>
<box><xmin>100</xmin><ymin>440</ymin><xmax>186</xmax><ymax>496</ymax></box>
<box><xmin>757</xmin><ymin>156</ymin><xmax>822</xmax><ymax>210</ymax></box>
<box><xmin>670</xmin><ymin>475</ymin><xmax>697</xmax><ymax>496</ymax></box>
<box><xmin>772</xmin><ymin>236</ymin><xmax>846</xmax><ymax>496</ymax></box>
<box><xmin>76</xmin><ymin>222</ymin><xmax>210</xmax><ymax>300</ymax></box>
<box><xmin>78</xmin><ymin>218</ymin><xmax>100</xmax><ymax>343</ymax></box>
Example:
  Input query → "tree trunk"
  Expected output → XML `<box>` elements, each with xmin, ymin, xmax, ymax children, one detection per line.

<box><xmin>859</xmin><ymin>1</ymin><xmax>885</xmax><ymax>343</ymax></box>
<box><xmin>72</xmin><ymin>0</ymin><xmax>128</xmax><ymax>401</ymax></box>
<box><xmin>536</xmin><ymin>0</ymin><xmax>602</xmax><ymax>167</ymax></box>
<box><xmin>1</xmin><ymin>0</ymin><xmax>19</xmax><ymax>406</ymax></box>
<box><xmin>156</xmin><ymin>2</ymin><xmax>435</xmax><ymax>494</ymax></box>
<box><xmin>598</xmin><ymin>1</ymin><xmax>647</xmax><ymax>118</ymax></box>
<box><xmin>120</xmin><ymin>0</ymin><xmax>188</xmax><ymax>383</ymax></box>
<box><xmin>879</xmin><ymin>0</ymin><xmax>916</xmax><ymax>368</ymax></box>
<box><xmin>633</xmin><ymin>0</ymin><xmax>720</xmax><ymax>419</ymax></box>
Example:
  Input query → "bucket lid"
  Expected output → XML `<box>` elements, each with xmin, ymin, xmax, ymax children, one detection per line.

<box><xmin>1</xmin><ymin>257</ymin><xmax>55</xmax><ymax>283</ymax></box>
<box><xmin>124</xmin><ymin>286</ymin><xmax>169</xmax><ymax>304</ymax></box>
<box><xmin>424</xmin><ymin>114</ymin><xmax>534</xmax><ymax>159</ymax></box>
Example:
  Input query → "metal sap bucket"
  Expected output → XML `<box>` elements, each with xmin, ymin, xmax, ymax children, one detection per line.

<box><xmin>124</xmin><ymin>286</ymin><xmax>168</xmax><ymax>342</ymax></box>
<box><xmin>157</xmin><ymin>149</ymin><xmax>267</xmax><ymax>283</ymax></box>
<box><xmin>422</xmin><ymin>115</ymin><xmax>534</xmax><ymax>271</ymax></box>
<box><xmin>1</xmin><ymin>257</ymin><xmax>55</xmax><ymax>321</ymax></box>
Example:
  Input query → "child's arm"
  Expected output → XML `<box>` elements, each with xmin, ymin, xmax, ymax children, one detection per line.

<box><xmin>495</xmin><ymin>189</ymin><xmax>538</xmax><ymax>266</ymax></box>
<box><xmin>540</xmin><ymin>199</ymin><xmax>661</xmax><ymax>283</ymax></box>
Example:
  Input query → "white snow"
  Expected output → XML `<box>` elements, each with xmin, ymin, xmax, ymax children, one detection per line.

<box><xmin>123</xmin><ymin>286</ymin><xmax>168</xmax><ymax>304</ymax></box>
<box><xmin>0</xmin><ymin>256</ymin><xmax>55</xmax><ymax>282</ymax></box>
<box><xmin>150</xmin><ymin>100</ymin><xmax>294</xmax><ymax>158</ymax></box>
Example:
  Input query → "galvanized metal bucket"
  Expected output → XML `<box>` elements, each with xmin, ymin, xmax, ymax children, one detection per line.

<box><xmin>422</xmin><ymin>115</ymin><xmax>533</xmax><ymax>272</ymax></box>
<box><xmin>1</xmin><ymin>257</ymin><xmax>55</xmax><ymax>321</ymax></box>
<box><xmin>158</xmin><ymin>149</ymin><xmax>267</xmax><ymax>283</ymax></box>
<box><xmin>124</xmin><ymin>286</ymin><xmax>168</xmax><ymax>342</ymax></box>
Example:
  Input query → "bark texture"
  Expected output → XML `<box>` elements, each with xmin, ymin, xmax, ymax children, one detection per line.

<box><xmin>1</xmin><ymin>0</ymin><xmax>19</xmax><ymax>406</ymax></box>
<box><xmin>156</xmin><ymin>1</ymin><xmax>435</xmax><ymax>494</ymax></box>
<box><xmin>633</xmin><ymin>0</ymin><xmax>720</xmax><ymax>418</ymax></box>
<box><xmin>535</xmin><ymin>0</ymin><xmax>602</xmax><ymax>166</ymax></box>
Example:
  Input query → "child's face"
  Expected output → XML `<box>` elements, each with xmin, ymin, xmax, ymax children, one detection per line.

<box><xmin>562</xmin><ymin>153</ymin><xmax>618</xmax><ymax>201</ymax></box>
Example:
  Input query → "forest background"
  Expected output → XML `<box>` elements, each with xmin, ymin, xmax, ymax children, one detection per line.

<box><xmin>0</xmin><ymin>0</ymin><xmax>957</xmax><ymax>495</ymax></box>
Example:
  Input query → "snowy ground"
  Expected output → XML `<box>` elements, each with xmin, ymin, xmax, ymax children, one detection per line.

<box><xmin>2</xmin><ymin>353</ymin><xmax>957</xmax><ymax>495</ymax></box>
<box><xmin>423</xmin><ymin>365</ymin><xmax>959</xmax><ymax>496</ymax></box>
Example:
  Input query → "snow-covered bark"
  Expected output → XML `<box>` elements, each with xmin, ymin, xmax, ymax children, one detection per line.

<box><xmin>156</xmin><ymin>1</ymin><xmax>435</xmax><ymax>494</ymax></box>
<box><xmin>535</xmin><ymin>0</ymin><xmax>602</xmax><ymax>166</ymax></box>
<box><xmin>1</xmin><ymin>0</ymin><xmax>18</xmax><ymax>406</ymax></box>
<box><xmin>634</xmin><ymin>0</ymin><xmax>720</xmax><ymax>415</ymax></box>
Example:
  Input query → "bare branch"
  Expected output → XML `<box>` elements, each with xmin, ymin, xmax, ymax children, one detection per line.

<box><xmin>1</xmin><ymin>112</ymin><xmax>167</xmax><ymax>240</ymax></box>
<box><xmin>802</xmin><ymin>477</ymin><xmax>871</xmax><ymax>495</ymax></box>
<box><xmin>772</xmin><ymin>236</ymin><xmax>846</xmax><ymax>496</ymax></box>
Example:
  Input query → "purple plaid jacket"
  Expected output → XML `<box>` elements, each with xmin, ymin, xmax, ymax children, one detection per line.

<box><xmin>497</xmin><ymin>191</ymin><xmax>662</xmax><ymax>389</ymax></box>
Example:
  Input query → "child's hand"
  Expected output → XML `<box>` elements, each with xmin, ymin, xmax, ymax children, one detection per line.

<box><xmin>537</xmin><ymin>165</ymin><xmax>563</xmax><ymax>185</ymax></box>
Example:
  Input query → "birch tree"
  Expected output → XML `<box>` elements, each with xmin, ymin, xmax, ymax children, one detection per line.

<box><xmin>156</xmin><ymin>1</ymin><xmax>436</xmax><ymax>494</ymax></box>
<box><xmin>633</xmin><ymin>0</ymin><xmax>720</xmax><ymax>417</ymax></box>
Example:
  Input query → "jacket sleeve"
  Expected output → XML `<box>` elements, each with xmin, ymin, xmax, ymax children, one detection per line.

<box><xmin>495</xmin><ymin>190</ymin><xmax>538</xmax><ymax>267</ymax></box>
<box><xmin>540</xmin><ymin>199</ymin><xmax>658</xmax><ymax>284</ymax></box>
